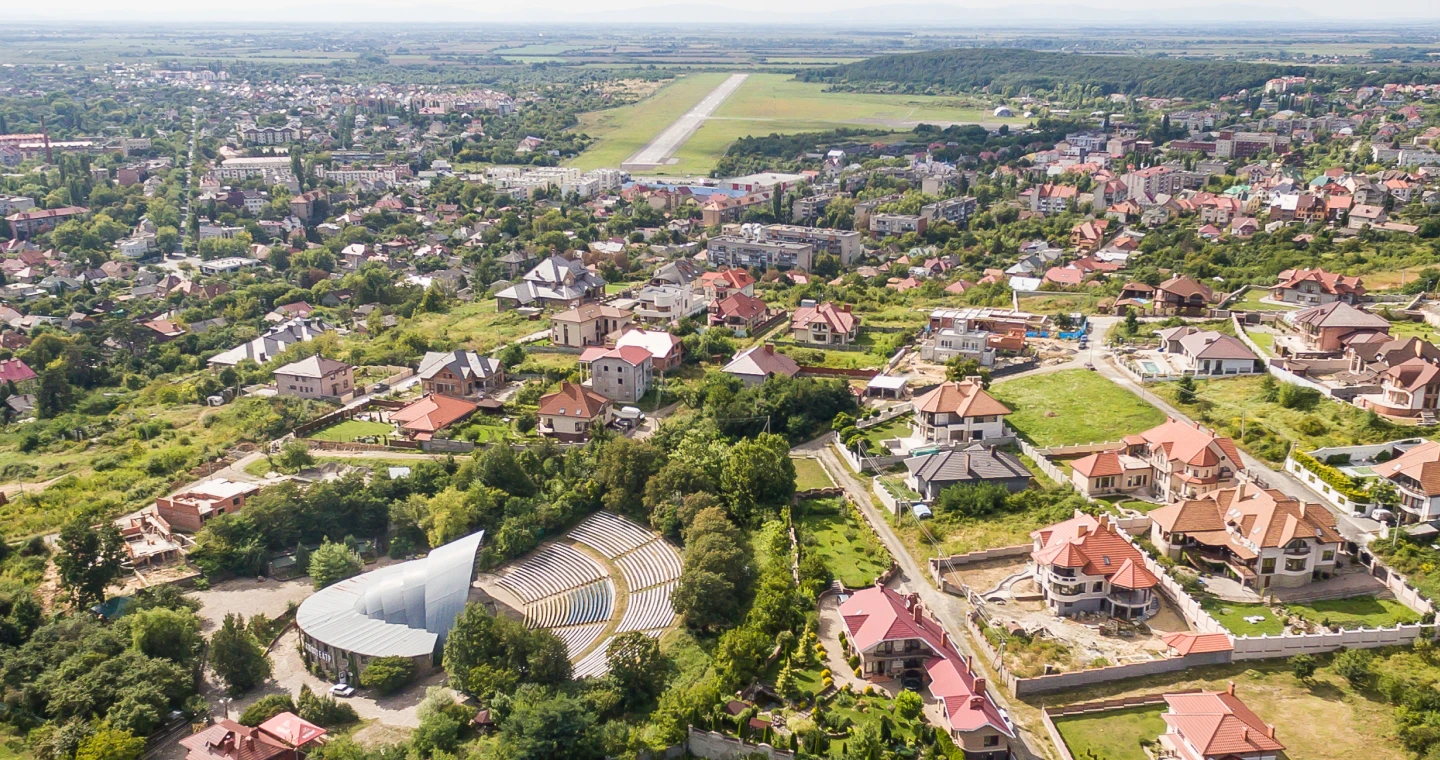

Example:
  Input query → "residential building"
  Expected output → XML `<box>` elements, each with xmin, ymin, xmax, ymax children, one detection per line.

<box><xmin>838</xmin><ymin>585</ymin><xmax>1015</xmax><ymax>758</ymax></box>
<box><xmin>1158</xmin><ymin>685</ymin><xmax>1284</xmax><ymax>760</ymax></box>
<box><xmin>1149</xmin><ymin>484</ymin><xmax>1341</xmax><ymax>591</ymax></box>
<box><xmin>761</xmin><ymin>225</ymin><xmax>864</xmax><ymax>265</ymax></box>
<box><xmin>156</xmin><ymin>479</ymin><xmax>260</xmax><ymax>533</ymax></box>
<box><xmin>1031</xmin><ymin>513</ymin><xmax>1160</xmax><ymax>621</ymax></box>
<box><xmin>6</xmin><ymin>206</ymin><xmax>88</xmax><ymax>238</ymax></box>
<box><xmin>791</xmin><ymin>302</ymin><xmax>859</xmax><ymax>345</ymax></box>
<box><xmin>1026</xmin><ymin>183</ymin><xmax>1077</xmax><ymax>214</ymax></box>
<box><xmin>1359</xmin><ymin>358</ymin><xmax>1440</xmax><ymax>419</ymax></box>
<box><xmin>390</xmin><ymin>394</ymin><xmax>478</xmax><ymax>441</ymax></box>
<box><xmin>550</xmin><ymin>303</ymin><xmax>633</xmax><ymax>348</ymax></box>
<box><xmin>631</xmin><ymin>283</ymin><xmax>705</xmax><ymax>324</ymax></box>
<box><xmin>179</xmin><ymin>720</ymin><xmax>294</xmax><ymax>760</ymax></box>
<box><xmin>537</xmin><ymin>382</ymin><xmax>611</xmax><ymax>442</ymax></box>
<box><xmin>697</xmin><ymin>268</ymin><xmax>756</xmax><ymax>301</ymax></box>
<box><xmin>721</xmin><ymin>344</ymin><xmax>799</xmax><ymax>386</ymax></box>
<box><xmin>1214</xmin><ymin>131</ymin><xmax>1287</xmax><ymax>159</ymax></box>
<box><xmin>581</xmin><ymin>344</ymin><xmax>652</xmax><ymax>403</ymax></box>
<box><xmin>1349</xmin><ymin>204</ymin><xmax>1388</xmax><ymax>229</ymax></box>
<box><xmin>1288</xmin><ymin>301</ymin><xmax>1391</xmax><ymax>352</ymax></box>
<box><xmin>920</xmin><ymin>196</ymin><xmax>979</xmax><ymax>227</ymax></box>
<box><xmin>0</xmin><ymin>358</ymin><xmax>38</xmax><ymax>388</ymax></box>
<box><xmin>1121</xmin><ymin>166</ymin><xmax>1184</xmax><ymax>201</ymax></box>
<box><xmin>614</xmin><ymin>328</ymin><xmax>684</xmax><ymax>371</ymax></box>
<box><xmin>272</xmin><ymin>356</ymin><xmax>354</xmax><ymax>400</ymax></box>
<box><xmin>706</xmin><ymin>235</ymin><xmax>814</xmax><ymax>271</ymax></box>
<box><xmin>494</xmin><ymin>254</ymin><xmax>606</xmax><ymax>311</ymax></box>
<box><xmin>240</xmin><ymin>125</ymin><xmax>301</xmax><ymax>145</ymax></box>
<box><xmin>911</xmin><ymin>379</ymin><xmax>1012</xmax><ymax>444</ymax></box>
<box><xmin>1375</xmin><ymin>440</ymin><xmax>1440</xmax><ymax>523</ymax></box>
<box><xmin>918</xmin><ymin>327</ymin><xmax>996</xmax><ymax>366</ymax></box>
<box><xmin>1069</xmin><ymin>449</ymin><xmax>1154</xmax><ymax>498</ymax></box>
<box><xmin>1156</xmin><ymin>327</ymin><xmax>1261</xmax><ymax>375</ymax></box>
<box><xmin>417</xmin><ymin>350</ymin><xmax>505</xmax><ymax>400</ymax></box>
<box><xmin>1154</xmin><ymin>276</ymin><xmax>1215</xmax><ymax>316</ymax></box>
<box><xmin>904</xmin><ymin>445</ymin><xmax>1031</xmax><ymax>500</ymax></box>
<box><xmin>1118</xmin><ymin>418</ymin><xmax>1241</xmax><ymax>502</ymax></box>
<box><xmin>708</xmin><ymin>292</ymin><xmax>770</xmax><ymax>336</ymax></box>
<box><xmin>1069</xmin><ymin>219</ymin><xmax>1109</xmax><ymax>253</ymax></box>
<box><xmin>208</xmin><ymin>318</ymin><xmax>333</xmax><ymax>366</ymax></box>
<box><xmin>870</xmin><ymin>213</ymin><xmax>926</xmax><ymax>237</ymax></box>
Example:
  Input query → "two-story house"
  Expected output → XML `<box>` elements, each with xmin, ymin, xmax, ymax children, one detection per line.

<box><xmin>838</xmin><ymin>585</ymin><xmax>1015</xmax><ymax>759</ymax></box>
<box><xmin>417</xmin><ymin>350</ymin><xmax>505</xmax><ymax>400</ymax></box>
<box><xmin>1270</xmin><ymin>268</ymin><xmax>1365</xmax><ymax>305</ymax></box>
<box><xmin>1031</xmin><ymin>513</ymin><xmax>1161</xmax><ymax>621</ymax></box>
<box><xmin>1154</xmin><ymin>276</ymin><xmax>1215</xmax><ymax>316</ymax></box>
<box><xmin>1376</xmin><ymin>439</ymin><xmax>1440</xmax><ymax>523</ymax></box>
<box><xmin>580</xmin><ymin>345</ymin><xmax>653</xmax><ymax>404</ymax></box>
<box><xmin>1149</xmin><ymin>484</ymin><xmax>1341</xmax><ymax>591</ymax></box>
<box><xmin>911</xmin><ymin>379</ymin><xmax>1012</xmax><ymax>444</ymax></box>
<box><xmin>919</xmin><ymin>326</ymin><xmax>996</xmax><ymax>366</ymax></box>
<box><xmin>697</xmin><ymin>269</ymin><xmax>756</xmax><ymax>302</ymax></box>
<box><xmin>631</xmin><ymin>283</ymin><xmax>705</xmax><ymax>325</ymax></box>
<box><xmin>1287</xmin><ymin>301</ymin><xmax>1391</xmax><ymax>353</ymax></box>
<box><xmin>550</xmin><ymin>303</ymin><xmax>634</xmax><ymax>348</ymax></box>
<box><xmin>272</xmin><ymin>356</ymin><xmax>354</xmax><ymax>400</ymax></box>
<box><xmin>709</xmin><ymin>292</ymin><xmax>770</xmax><ymax>336</ymax></box>
<box><xmin>1159</xmin><ymin>685</ymin><xmax>1285</xmax><ymax>760</ymax></box>
<box><xmin>1070</xmin><ymin>418</ymin><xmax>1243</xmax><ymax>502</ymax></box>
<box><xmin>155</xmin><ymin>479</ymin><xmax>261</xmax><ymax>533</ymax></box>
<box><xmin>537</xmin><ymin>382</ymin><xmax>611</xmax><ymax>442</ymax></box>
<box><xmin>791</xmin><ymin>302</ymin><xmax>859</xmax><ymax>345</ymax></box>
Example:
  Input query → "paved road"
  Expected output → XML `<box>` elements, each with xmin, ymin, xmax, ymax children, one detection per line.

<box><xmin>623</xmin><ymin>73</ymin><xmax>748</xmax><ymax>168</ymax></box>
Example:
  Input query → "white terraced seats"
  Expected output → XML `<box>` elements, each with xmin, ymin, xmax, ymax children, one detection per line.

<box><xmin>616</xmin><ymin>581</ymin><xmax>677</xmax><ymax>633</ymax></box>
<box><xmin>616</xmin><ymin>541</ymin><xmax>683</xmax><ymax>591</ymax></box>
<box><xmin>524</xmin><ymin>580</ymin><xmax>615</xmax><ymax>629</ymax></box>
<box><xmin>497</xmin><ymin>543</ymin><xmax>606</xmax><ymax>603</ymax></box>
<box><xmin>548</xmin><ymin>622</ymin><xmax>605</xmax><ymax>659</ymax></box>
<box><xmin>572</xmin><ymin>629</ymin><xmax>666</xmax><ymax>679</ymax></box>
<box><xmin>568</xmin><ymin>511</ymin><xmax>656</xmax><ymax>558</ymax></box>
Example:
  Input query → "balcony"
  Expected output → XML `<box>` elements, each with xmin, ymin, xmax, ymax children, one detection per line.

<box><xmin>1283</xmin><ymin>545</ymin><xmax>1312</xmax><ymax>556</ymax></box>
<box><xmin>1052</xmin><ymin>567</ymin><xmax>1078</xmax><ymax>579</ymax></box>
<box><xmin>1052</xmin><ymin>583</ymin><xmax>1086</xmax><ymax>597</ymax></box>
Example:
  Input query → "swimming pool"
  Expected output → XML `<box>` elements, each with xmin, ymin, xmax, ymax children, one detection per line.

<box><xmin>1141</xmin><ymin>361</ymin><xmax>1161</xmax><ymax>374</ymax></box>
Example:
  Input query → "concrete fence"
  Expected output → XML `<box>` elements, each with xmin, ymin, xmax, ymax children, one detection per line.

<box><xmin>683</xmin><ymin>728</ymin><xmax>794</xmax><ymax>760</ymax></box>
<box><xmin>1284</xmin><ymin>455</ymin><xmax>1374</xmax><ymax>516</ymax></box>
<box><xmin>872</xmin><ymin>476</ymin><xmax>901</xmax><ymax>515</ymax></box>
<box><xmin>929</xmin><ymin>545</ymin><xmax>1032</xmax><ymax>591</ymax></box>
<box><xmin>1232</xmin><ymin>624</ymin><xmax>1437</xmax><ymax>660</ymax></box>
<box><xmin>1017</xmin><ymin>438</ymin><xmax>1071</xmax><ymax>486</ymax></box>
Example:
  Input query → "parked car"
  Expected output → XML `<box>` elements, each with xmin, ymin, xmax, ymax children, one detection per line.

<box><xmin>911</xmin><ymin>502</ymin><xmax>933</xmax><ymax>520</ymax></box>
<box><xmin>330</xmin><ymin>683</ymin><xmax>355</xmax><ymax>698</ymax></box>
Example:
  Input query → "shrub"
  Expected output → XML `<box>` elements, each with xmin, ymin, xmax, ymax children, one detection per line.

<box><xmin>1334</xmin><ymin>648</ymin><xmax>1374</xmax><ymax>688</ymax></box>
<box><xmin>1277</xmin><ymin>383</ymin><xmax>1320</xmax><ymax>410</ymax></box>
<box><xmin>239</xmin><ymin>695</ymin><xmax>296</xmax><ymax>726</ymax></box>
<box><xmin>359</xmin><ymin>656</ymin><xmax>416</xmax><ymax>695</ymax></box>
<box><xmin>1290</xmin><ymin>653</ymin><xmax>1318</xmax><ymax>682</ymax></box>
<box><xmin>296</xmin><ymin>684</ymin><xmax>359</xmax><ymax>726</ymax></box>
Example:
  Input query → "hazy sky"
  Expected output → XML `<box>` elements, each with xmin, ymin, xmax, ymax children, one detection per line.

<box><xmin>9</xmin><ymin>0</ymin><xmax>1440</xmax><ymax>24</ymax></box>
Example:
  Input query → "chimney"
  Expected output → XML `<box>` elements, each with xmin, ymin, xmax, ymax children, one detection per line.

<box><xmin>763</xmin><ymin>343</ymin><xmax>774</xmax><ymax>355</ymax></box>
<box><xmin>1267</xmin><ymin>724</ymin><xmax>1277</xmax><ymax>740</ymax></box>
<box><xmin>1098</xmin><ymin>514</ymin><xmax>1111</xmax><ymax>530</ymax></box>
<box><xmin>974</xmin><ymin>677</ymin><xmax>987</xmax><ymax>694</ymax></box>
<box><xmin>1078</xmin><ymin>524</ymin><xmax>1090</xmax><ymax>538</ymax></box>
<box><xmin>970</xmin><ymin>696</ymin><xmax>985</xmax><ymax>709</ymax></box>
<box><xmin>942</xmin><ymin>631</ymin><xmax>951</xmax><ymax>649</ymax></box>
<box><xmin>1241</xmin><ymin>728</ymin><xmax>1248</xmax><ymax>743</ymax></box>
<box><xmin>912</xmin><ymin>603</ymin><xmax>923</xmax><ymax>623</ymax></box>
<box><xmin>1227</xmin><ymin>681</ymin><xmax>1236</xmax><ymax>695</ymax></box>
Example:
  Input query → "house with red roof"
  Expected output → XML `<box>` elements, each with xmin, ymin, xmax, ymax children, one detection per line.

<box><xmin>911</xmin><ymin>378</ymin><xmax>1012</xmax><ymax>444</ymax></box>
<box><xmin>578</xmin><ymin>344</ymin><xmax>653</xmax><ymax>403</ymax></box>
<box><xmin>1150</xmin><ymin>484</ymin><xmax>1341</xmax><ymax>591</ymax></box>
<box><xmin>389</xmin><ymin>394</ymin><xmax>478</xmax><ymax>441</ymax></box>
<box><xmin>1270</xmin><ymin>267</ymin><xmax>1365</xmax><ymax>306</ymax></box>
<box><xmin>1031</xmin><ymin>513</ymin><xmax>1161</xmax><ymax>621</ymax></box>
<box><xmin>708</xmin><ymin>292</ymin><xmax>770</xmax><ymax>336</ymax></box>
<box><xmin>0</xmin><ymin>358</ymin><xmax>38</xmax><ymax>388</ymax></box>
<box><xmin>537</xmin><ymin>382</ymin><xmax>611</xmax><ymax>442</ymax></box>
<box><xmin>1158</xmin><ymin>684</ymin><xmax>1284</xmax><ymax>760</ymax></box>
<box><xmin>791</xmin><ymin>302</ymin><xmax>859</xmax><ymax>346</ymax></box>
<box><xmin>178</xmin><ymin>720</ymin><xmax>294</xmax><ymax>760</ymax></box>
<box><xmin>1070</xmin><ymin>418</ymin><xmax>1243</xmax><ymax>503</ymax></box>
<box><xmin>697</xmin><ymin>268</ymin><xmax>756</xmax><ymax>301</ymax></box>
<box><xmin>838</xmin><ymin>585</ymin><xmax>1015</xmax><ymax>757</ymax></box>
<box><xmin>1372</xmin><ymin>439</ymin><xmax>1440</xmax><ymax>524</ymax></box>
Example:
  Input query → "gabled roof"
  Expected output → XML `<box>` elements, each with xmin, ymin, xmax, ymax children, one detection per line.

<box><xmin>903</xmin><ymin>444</ymin><xmax>1030</xmax><ymax>485</ymax></box>
<box><xmin>179</xmin><ymin>720</ymin><xmax>291</xmax><ymax>760</ymax></box>
<box><xmin>1291</xmin><ymin>300</ymin><xmax>1390</xmax><ymax>330</ymax></box>
<box><xmin>792</xmin><ymin>302</ymin><xmax>857</xmax><ymax>334</ymax></box>
<box><xmin>722</xmin><ymin>344</ymin><xmax>799</xmax><ymax>379</ymax></box>
<box><xmin>712</xmin><ymin>292</ymin><xmax>768</xmax><ymax>320</ymax></box>
<box><xmin>1380</xmin><ymin>439</ymin><xmax>1440</xmax><ymax>497</ymax></box>
<box><xmin>537</xmin><ymin>382</ymin><xmax>610</xmax><ymax>419</ymax></box>
<box><xmin>1177</xmin><ymin>332</ymin><xmax>1258</xmax><ymax>362</ymax></box>
<box><xmin>912</xmin><ymin>380</ymin><xmax>1011</xmax><ymax>419</ymax></box>
<box><xmin>1163</xmin><ymin>688</ymin><xmax>1284</xmax><ymax>756</ymax></box>
<box><xmin>551</xmin><ymin>302</ymin><xmax>631</xmax><ymax>323</ymax></box>
<box><xmin>1159</xmin><ymin>632</ymin><xmax>1234</xmax><ymax>656</ymax></box>
<box><xmin>1139</xmin><ymin>418</ymin><xmax>1242</xmax><ymax>470</ymax></box>
<box><xmin>417</xmin><ymin>350</ymin><xmax>502</xmax><ymax>382</ymax></box>
<box><xmin>273</xmin><ymin>355</ymin><xmax>351</xmax><ymax>379</ymax></box>
<box><xmin>0</xmin><ymin>358</ymin><xmax>37</xmax><ymax>383</ymax></box>
<box><xmin>1274</xmin><ymin>267</ymin><xmax>1365</xmax><ymax>297</ymax></box>
<box><xmin>1156</xmin><ymin>275</ymin><xmax>1214</xmax><ymax>302</ymax></box>
<box><xmin>390</xmin><ymin>394</ymin><xmax>478</xmax><ymax>437</ymax></box>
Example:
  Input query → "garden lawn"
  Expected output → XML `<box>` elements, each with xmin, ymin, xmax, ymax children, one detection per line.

<box><xmin>1052</xmin><ymin>705</ymin><xmax>1167</xmax><ymax>760</ymax></box>
<box><xmin>1151</xmin><ymin>374</ymin><xmax>1422</xmax><ymax>465</ymax></box>
<box><xmin>858</xmin><ymin>414</ymin><xmax>912</xmax><ymax>454</ymax></box>
<box><xmin>1284</xmin><ymin>597</ymin><xmax>1419</xmax><ymax>629</ymax></box>
<box><xmin>990</xmin><ymin>369</ymin><xmax>1166</xmax><ymax>446</ymax></box>
<box><xmin>796</xmin><ymin>498</ymin><xmax>890</xmax><ymax>588</ymax></box>
<box><xmin>1235</xmin><ymin>288</ymin><xmax>1299</xmax><ymax>311</ymax></box>
<box><xmin>792</xmin><ymin>457</ymin><xmax>835</xmax><ymax>491</ymax></box>
<box><xmin>1245</xmin><ymin>328</ymin><xmax>1275</xmax><ymax>356</ymax></box>
<box><xmin>1200</xmin><ymin>597</ymin><xmax>1285</xmax><ymax>636</ymax></box>
<box><xmin>307</xmin><ymin>419</ymin><xmax>394</xmax><ymax>442</ymax></box>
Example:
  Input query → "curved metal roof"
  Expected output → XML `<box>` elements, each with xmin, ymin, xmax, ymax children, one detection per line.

<box><xmin>296</xmin><ymin>531</ymin><xmax>484</xmax><ymax>659</ymax></box>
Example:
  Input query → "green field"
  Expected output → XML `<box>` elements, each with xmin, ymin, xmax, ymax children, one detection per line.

<box><xmin>792</xmin><ymin>457</ymin><xmax>835</xmax><ymax>491</ymax></box>
<box><xmin>307</xmin><ymin>419</ymin><xmax>394</xmax><ymax>442</ymax></box>
<box><xmin>1052</xmin><ymin>705</ymin><xmax>1168</xmax><ymax>760</ymax></box>
<box><xmin>990</xmin><ymin>370</ymin><xmax>1167</xmax><ymax>447</ymax></box>
<box><xmin>571</xmin><ymin>72</ymin><xmax>1026</xmax><ymax>175</ymax></box>
<box><xmin>795</xmin><ymin>498</ymin><xmax>890</xmax><ymax>588</ymax></box>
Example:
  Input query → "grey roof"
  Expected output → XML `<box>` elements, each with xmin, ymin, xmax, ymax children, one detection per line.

<box><xmin>1291</xmin><ymin>301</ymin><xmax>1390</xmax><ymax>330</ymax></box>
<box><xmin>904</xmin><ymin>445</ymin><xmax>1030</xmax><ymax>486</ymax></box>
<box><xmin>1179</xmin><ymin>332</ymin><xmax>1257</xmax><ymax>361</ymax></box>
<box><xmin>295</xmin><ymin>531</ymin><xmax>484</xmax><ymax>659</ymax></box>
<box><xmin>417</xmin><ymin>350</ymin><xmax>502</xmax><ymax>382</ymax></box>
<box><xmin>274</xmin><ymin>355</ymin><xmax>351</xmax><ymax>379</ymax></box>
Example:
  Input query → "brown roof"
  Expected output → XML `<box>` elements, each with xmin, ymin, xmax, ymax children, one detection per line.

<box><xmin>1154</xmin><ymin>485</ymin><xmax>1340</xmax><ymax>549</ymax></box>
<box><xmin>1291</xmin><ymin>301</ymin><xmax>1390</xmax><ymax>331</ymax></box>
<box><xmin>1274</xmin><ymin>268</ymin><xmax>1364</xmax><ymax>297</ymax></box>
<box><xmin>1380</xmin><ymin>440</ymin><xmax>1440</xmax><ymax>497</ymax></box>
<box><xmin>552</xmin><ymin>302</ymin><xmax>631</xmax><ymax>323</ymax></box>
<box><xmin>179</xmin><ymin>721</ymin><xmax>292</xmax><ymax>760</ymax></box>
<box><xmin>538</xmin><ymin>382</ymin><xmax>610</xmax><ymax>419</ymax></box>
<box><xmin>1031</xmin><ymin>514</ymin><xmax>1158</xmax><ymax>587</ymax></box>
<box><xmin>912</xmin><ymin>380</ymin><xmax>1011</xmax><ymax>419</ymax></box>
<box><xmin>1157</xmin><ymin>275</ymin><xmax>1214</xmax><ymax>302</ymax></box>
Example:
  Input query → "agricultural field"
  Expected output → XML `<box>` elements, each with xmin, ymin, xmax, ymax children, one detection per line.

<box><xmin>571</xmin><ymin>72</ymin><xmax>1026</xmax><ymax>175</ymax></box>
<box><xmin>990</xmin><ymin>370</ymin><xmax>1167</xmax><ymax>447</ymax></box>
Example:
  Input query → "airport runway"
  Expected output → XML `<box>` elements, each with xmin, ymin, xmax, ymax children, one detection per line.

<box><xmin>622</xmin><ymin>73</ymin><xmax>748</xmax><ymax>169</ymax></box>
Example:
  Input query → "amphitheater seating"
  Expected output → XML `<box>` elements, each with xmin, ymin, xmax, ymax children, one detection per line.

<box><xmin>548</xmin><ymin>623</ymin><xmax>605</xmax><ymax>660</ymax></box>
<box><xmin>616</xmin><ymin>541</ymin><xmax>683</xmax><ymax>592</ymax></box>
<box><xmin>616</xmin><ymin>581</ymin><xmax>677</xmax><ymax>634</ymax></box>
<box><xmin>571</xmin><ymin>629</ymin><xmax>666</xmax><ymax>679</ymax></box>
<box><xmin>523</xmin><ymin>580</ymin><xmax>615</xmax><ymax>629</ymax></box>
<box><xmin>568</xmin><ymin>511</ymin><xmax>656</xmax><ymax>558</ymax></box>
<box><xmin>497</xmin><ymin>543</ymin><xmax>606</xmax><ymax>603</ymax></box>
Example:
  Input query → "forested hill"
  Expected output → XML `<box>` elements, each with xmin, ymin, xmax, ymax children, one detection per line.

<box><xmin>798</xmin><ymin>48</ymin><xmax>1308</xmax><ymax>100</ymax></box>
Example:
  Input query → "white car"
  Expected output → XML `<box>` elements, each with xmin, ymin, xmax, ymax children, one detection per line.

<box><xmin>329</xmin><ymin>683</ymin><xmax>355</xmax><ymax>697</ymax></box>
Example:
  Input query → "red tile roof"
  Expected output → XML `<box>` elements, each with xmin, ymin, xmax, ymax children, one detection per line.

<box><xmin>1031</xmin><ymin>514</ymin><xmax>1158</xmax><ymax>587</ymax></box>
<box><xmin>1163</xmin><ymin>688</ymin><xmax>1284</xmax><ymax>757</ymax></box>
<box><xmin>179</xmin><ymin>720</ymin><xmax>292</xmax><ymax>760</ymax></box>
<box><xmin>0</xmin><ymin>358</ymin><xmax>36</xmax><ymax>383</ymax></box>
<box><xmin>1160</xmin><ymin>632</ymin><xmax>1234</xmax><ymax>656</ymax></box>
<box><xmin>913</xmin><ymin>380</ymin><xmax>1011</xmax><ymax>418</ymax></box>
<box><xmin>390</xmin><ymin>394</ymin><xmax>478</xmax><ymax>439</ymax></box>
<box><xmin>538</xmin><ymin>382</ymin><xmax>610</xmax><ymax>419</ymax></box>
<box><xmin>257</xmin><ymin>713</ymin><xmax>326</xmax><ymax>748</ymax></box>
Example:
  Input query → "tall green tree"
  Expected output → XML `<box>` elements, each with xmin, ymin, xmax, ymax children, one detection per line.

<box><xmin>309</xmin><ymin>540</ymin><xmax>362</xmax><ymax>589</ymax></box>
<box><xmin>210</xmin><ymin>613</ymin><xmax>271</xmax><ymax>695</ymax></box>
<box><xmin>55</xmin><ymin>514</ymin><xmax>125</xmax><ymax>610</ymax></box>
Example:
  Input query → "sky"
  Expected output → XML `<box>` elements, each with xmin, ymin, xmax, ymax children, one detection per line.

<box><xmin>7</xmin><ymin>0</ymin><xmax>1440</xmax><ymax>24</ymax></box>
